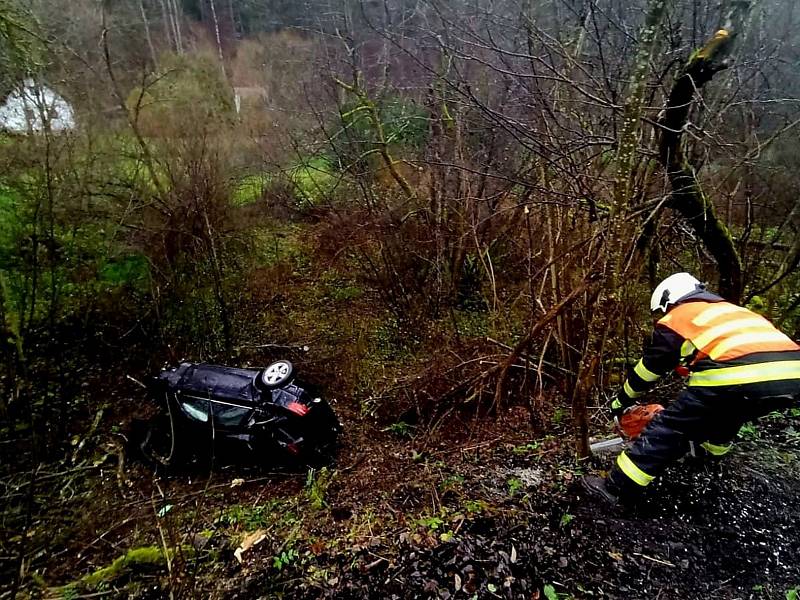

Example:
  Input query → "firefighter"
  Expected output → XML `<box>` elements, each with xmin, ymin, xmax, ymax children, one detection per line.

<box><xmin>582</xmin><ymin>272</ymin><xmax>800</xmax><ymax>505</ymax></box>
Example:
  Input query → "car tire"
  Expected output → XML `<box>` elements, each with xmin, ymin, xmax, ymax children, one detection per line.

<box><xmin>260</xmin><ymin>360</ymin><xmax>294</xmax><ymax>388</ymax></box>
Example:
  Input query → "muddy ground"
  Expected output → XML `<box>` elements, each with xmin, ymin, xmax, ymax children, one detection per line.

<box><xmin>5</xmin><ymin>387</ymin><xmax>796</xmax><ymax>600</ymax></box>
<box><xmin>222</xmin><ymin>411</ymin><xmax>800</xmax><ymax>600</ymax></box>
<box><xmin>2</xmin><ymin>286</ymin><xmax>799</xmax><ymax>600</ymax></box>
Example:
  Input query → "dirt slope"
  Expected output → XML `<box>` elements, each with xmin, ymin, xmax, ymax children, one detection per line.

<box><xmin>223</xmin><ymin>414</ymin><xmax>800</xmax><ymax>600</ymax></box>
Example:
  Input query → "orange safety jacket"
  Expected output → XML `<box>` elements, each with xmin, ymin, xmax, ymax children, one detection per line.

<box><xmin>616</xmin><ymin>291</ymin><xmax>800</xmax><ymax>406</ymax></box>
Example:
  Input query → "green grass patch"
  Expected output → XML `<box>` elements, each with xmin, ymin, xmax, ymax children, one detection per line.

<box><xmin>250</xmin><ymin>223</ymin><xmax>312</xmax><ymax>270</ymax></box>
<box><xmin>340</xmin><ymin>97</ymin><xmax>430</xmax><ymax>150</ymax></box>
<box><xmin>0</xmin><ymin>182</ymin><xmax>23</xmax><ymax>255</ymax></box>
<box><xmin>289</xmin><ymin>156</ymin><xmax>338</xmax><ymax>206</ymax></box>
<box><xmin>305</xmin><ymin>467</ymin><xmax>333</xmax><ymax>510</ymax></box>
<box><xmin>233</xmin><ymin>173</ymin><xmax>272</xmax><ymax>206</ymax></box>
<box><xmin>451</xmin><ymin>308</ymin><xmax>490</xmax><ymax>338</ymax></box>
<box><xmin>217</xmin><ymin>499</ymin><xmax>298</xmax><ymax>532</ymax></box>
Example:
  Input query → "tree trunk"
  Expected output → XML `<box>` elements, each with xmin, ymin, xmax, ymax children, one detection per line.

<box><xmin>613</xmin><ymin>0</ymin><xmax>667</xmax><ymax>213</ymax></box>
<box><xmin>658</xmin><ymin>4</ymin><xmax>752</xmax><ymax>302</ymax></box>
<box><xmin>203</xmin><ymin>210</ymin><xmax>232</xmax><ymax>354</ymax></box>
<box><xmin>169</xmin><ymin>0</ymin><xmax>184</xmax><ymax>54</ymax></box>
<box><xmin>208</xmin><ymin>0</ymin><xmax>227</xmax><ymax>79</ymax></box>
<box><xmin>227</xmin><ymin>0</ymin><xmax>237</xmax><ymax>37</ymax></box>
<box><xmin>157</xmin><ymin>0</ymin><xmax>174</xmax><ymax>53</ymax></box>
<box><xmin>566</xmin><ymin>0</ymin><xmax>669</xmax><ymax>459</ymax></box>
<box><xmin>139</xmin><ymin>0</ymin><xmax>158</xmax><ymax>68</ymax></box>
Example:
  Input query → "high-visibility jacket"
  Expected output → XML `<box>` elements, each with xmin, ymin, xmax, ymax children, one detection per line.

<box><xmin>615</xmin><ymin>291</ymin><xmax>800</xmax><ymax>408</ymax></box>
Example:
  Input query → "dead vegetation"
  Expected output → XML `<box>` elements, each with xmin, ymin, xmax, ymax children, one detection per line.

<box><xmin>2</xmin><ymin>0</ymin><xmax>800</xmax><ymax>598</ymax></box>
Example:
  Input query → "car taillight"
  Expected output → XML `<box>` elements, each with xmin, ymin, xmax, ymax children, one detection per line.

<box><xmin>286</xmin><ymin>402</ymin><xmax>309</xmax><ymax>416</ymax></box>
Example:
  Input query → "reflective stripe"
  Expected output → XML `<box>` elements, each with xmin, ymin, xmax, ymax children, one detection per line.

<box><xmin>634</xmin><ymin>359</ymin><xmax>660</xmax><ymax>383</ymax></box>
<box><xmin>680</xmin><ymin>339</ymin><xmax>696</xmax><ymax>358</ymax></box>
<box><xmin>611</xmin><ymin>398</ymin><xmax>622</xmax><ymax>409</ymax></box>
<box><xmin>616</xmin><ymin>452</ymin><xmax>655</xmax><ymax>486</ymax></box>
<box><xmin>692</xmin><ymin>317</ymin><xmax>770</xmax><ymax>350</ymax></box>
<box><xmin>623</xmin><ymin>380</ymin><xmax>643</xmax><ymax>398</ymax></box>
<box><xmin>661</xmin><ymin>301</ymin><xmax>797</xmax><ymax>363</ymax></box>
<box><xmin>692</xmin><ymin>303</ymin><xmax>749</xmax><ymax>326</ymax></box>
<box><xmin>700</xmin><ymin>442</ymin><xmax>731</xmax><ymax>456</ymax></box>
<box><xmin>688</xmin><ymin>360</ymin><xmax>800</xmax><ymax>387</ymax></box>
<box><xmin>709</xmin><ymin>330</ymin><xmax>792</xmax><ymax>360</ymax></box>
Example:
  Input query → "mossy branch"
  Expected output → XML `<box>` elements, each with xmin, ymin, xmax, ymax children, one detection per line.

<box><xmin>52</xmin><ymin>545</ymin><xmax>194</xmax><ymax>593</ymax></box>
<box><xmin>334</xmin><ymin>77</ymin><xmax>416</xmax><ymax>200</ymax></box>
<box><xmin>613</xmin><ymin>0</ymin><xmax>667</xmax><ymax>213</ymax></box>
<box><xmin>657</xmin><ymin>3</ymin><xmax>751</xmax><ymax>302</ymax></box>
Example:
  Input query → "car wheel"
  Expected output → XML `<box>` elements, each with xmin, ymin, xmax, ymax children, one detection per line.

<box><xmin>260</xmin><ymin>360</ymin><xmax>294</xmax><ymax>388</ymax></box>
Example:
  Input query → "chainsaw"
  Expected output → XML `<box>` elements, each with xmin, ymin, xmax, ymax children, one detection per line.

<box><xmin>589</xmin><ymin>403</ymin><xmax>664</xmax><ymax>454</ymax></box>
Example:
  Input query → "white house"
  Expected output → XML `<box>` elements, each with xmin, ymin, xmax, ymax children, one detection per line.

<box><xmin>0</xmin><ymin>79</ymin><xmax>76</xmax><ymax>133</ymax></box>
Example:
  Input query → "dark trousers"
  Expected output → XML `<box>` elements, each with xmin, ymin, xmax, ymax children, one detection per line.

<box><xmin>609</xmin><ymin>381</ymin><xmax>799</xmax><ymax>491</ymax></box>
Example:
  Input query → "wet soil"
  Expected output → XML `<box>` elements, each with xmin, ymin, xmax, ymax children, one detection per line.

<box><xmin>222</xmin><ymin>413</ymin><xmax>800</xmax><ymax>600</ymax></box>
<box><xmin>3</xmin><ymin>372</ymin><xmax>798</xmax><ymax>600</ymax></box>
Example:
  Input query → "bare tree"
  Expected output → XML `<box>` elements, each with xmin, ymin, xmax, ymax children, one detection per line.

<box><xmin>208</xmin><ymin>0</ymin><xmax>228</xmax><ymax>79</ymax></box>
<box><xmin>139</xmin><ymin>0</ymin><xmax>159</xmax><ymax>67</ymax></box>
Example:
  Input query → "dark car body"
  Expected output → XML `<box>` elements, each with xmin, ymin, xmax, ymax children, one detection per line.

<box><xmin>142</xmin><ymin>361</ymin><xmax>341</xmax><ymax>466</ymax></box>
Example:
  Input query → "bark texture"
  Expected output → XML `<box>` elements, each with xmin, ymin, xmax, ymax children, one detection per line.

<box><xmin>658</xmin><ymin>25</ymin><xmax>746</xmax><ymax>302</ymax></box>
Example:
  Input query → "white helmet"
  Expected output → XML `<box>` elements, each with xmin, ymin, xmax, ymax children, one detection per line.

<box><xmin>650</xmin><ymin>273</ymin><xmax>704</xmax><ymax>313</ymax></box>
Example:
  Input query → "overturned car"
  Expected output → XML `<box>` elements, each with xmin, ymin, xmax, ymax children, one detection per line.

<box><xmin>139</xmin><ymin>360</ymin><xmax>341</xmax><ymax>467</ymax></box>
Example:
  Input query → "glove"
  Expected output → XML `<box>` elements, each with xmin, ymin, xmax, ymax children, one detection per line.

<box><xmin>609</xmin><ymin>393</ymin><xmax>630</xmax><ymax>419</ymax></box>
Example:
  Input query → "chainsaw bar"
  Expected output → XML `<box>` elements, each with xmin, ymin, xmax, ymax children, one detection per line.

<box><xmin>589</xmin><ymin>436</ymin><xmax>625</xmax><ymax>453</ymax></box>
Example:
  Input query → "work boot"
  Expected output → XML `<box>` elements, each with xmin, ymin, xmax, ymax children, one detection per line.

<box><xmin>580</xmin><ymin>475</ymin><xmax>619</xmax><ymax>506</ymax></box>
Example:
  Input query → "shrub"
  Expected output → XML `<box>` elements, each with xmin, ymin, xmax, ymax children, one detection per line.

<box><xmin>125</xmin><ymin>53</ymin><xmax>235</xmax><ymax>138</ymax></box>
<box><xmin>288</xmin><ymin>156</ymin><xmax>338</xmax><ymax>206</ymax></box>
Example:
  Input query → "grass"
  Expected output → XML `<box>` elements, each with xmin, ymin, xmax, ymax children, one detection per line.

<box><xmin>232</xmin><ymin>173</ymin><xmax>271</xmax><ymax>206</ymax></box>
<box><xmin>231</xmin><ymin>156</ymin><xmax>343</xmax><ymax>208</ymax></box>
<box><xmin>305</xmin><ymin>467</ymin><xmax>333</xmax><ymax>510</ymax></box>
<box><xmin>289</xmin><ymin>156</ymin><xmax>338</xmax><ymax>206</ymax></box>
<box><xmin>216</xmin><ymin>499</ymin><xmax>298</xmax><ymax>532</ymax></box>
<box><xmin>250</xmin><ymin>222</ymin><xmax>311</xmax><ymax>270</ymax></box>
<box><xmin>0</xmin><ymin>182</ymin><xmax>22</xmax><ymax>255</ymax></box>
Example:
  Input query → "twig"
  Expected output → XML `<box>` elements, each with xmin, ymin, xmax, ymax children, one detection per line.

<box><xmin>485</xmin><ymin>337</ymin><xmax>576</xmax><ymax>375</ymax></box>
<box><xmin>632</xmin><ymin>552</ymin><xmax>675</xmax><ymax>567</ymax></box>
<box><xmin>423</xmin><ymin>436</ymin><xmax>505</xmax><ymax>458</ymax></box>
<box><xmin>150</xmin><ymin>494</ymin><xmax>175</xmax><ymax>600</ymax></box>
<box><xmin>77</xmin><ymin>517</ymin><xmax>137</xmax><ymax>556</ymax></box>
<box><xmin>1</xmin><ymin>464</ymin><xmax>99</xmax><ymax>486</ymax></box>
<box><xmin>340</xmin><ymin>453</ymin><xmax>367</xmax><ymax>473</ymax></box>
<box><xmin>43</xmin><ymin>591</ymin><xmax>115</xmax><ymax>600</ymax></box>
<box><xmin>493</xmin><ymin>281</ymin><xmax>591</xmax><ymax>407</ymax></box>
<box><xmin>72</xmin><ymin>408</ymin><xmax>105</xmax><ymax>463</ymax></box>
<box><xmin>364</xmin><ymin>556</ymin><xmax>387</xmax><ymax>571</ymax></box>
<box><xmin>234</xmin><ymin>342</ymin><xmax>310</xmax><ymax>351</ymax></box>
<box><xmin>118</xmin><ymin>473</ymin><xmax>297</xmax><ymax>509</ymax></box>
<box><xmin>126</xmin><ymin>374</ymin><xmax>147</xmax><ymax>389</ymax></box>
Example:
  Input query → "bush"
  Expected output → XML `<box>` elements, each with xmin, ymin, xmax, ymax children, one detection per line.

<box><xmin>233</xmin><ymin>173</ymin><xmax>271</xmax><ymax>206</ymax></box>
<box><xmin>125</xmin><ymin>53</ymin><xmax>235</xmax><ymax>138</ymax></box>
<box><xmin>288</xmin><ymin>156</ymin><xmax>338</xmax><ymax>206</ymax></box>
<box><xmin>340</xmin><ymin>97</ymin><xmax>429</xmax><ymax>151</ymax></box>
